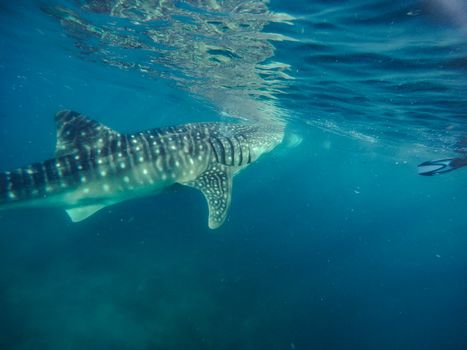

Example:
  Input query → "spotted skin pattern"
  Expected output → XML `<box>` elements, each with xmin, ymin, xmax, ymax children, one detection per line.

<box><xmin>0</xmin><ymin>110</ymin><xmax>283</xmax><ymax>228</ymax></box>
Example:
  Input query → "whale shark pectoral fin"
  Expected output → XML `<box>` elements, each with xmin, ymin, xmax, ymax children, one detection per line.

<box><xmin>65</xmin><ymin>205</ymin><xmax>106</xmax><ymax>222</ymax></box>
<box><xmin>184</xmin><ymin>164</ymin><xmax>233</xmax><ymax>229</ymax></box>
<box><xmin>55</xmin><ymin>110</ymin><xmax>120</xmax><ymax>157</ymax></box>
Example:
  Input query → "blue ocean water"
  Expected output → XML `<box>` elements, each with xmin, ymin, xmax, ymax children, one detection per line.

<box><xmin>0</xmin><ymin>1</ymin><xmax>466</xmax><ymax>349</ymax></box>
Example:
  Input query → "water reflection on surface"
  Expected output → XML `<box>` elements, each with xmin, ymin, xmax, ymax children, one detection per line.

<box><xmin>43</xmin><ymin>0</ymin><xmax>296</xmax><ymax>122</ymax></box>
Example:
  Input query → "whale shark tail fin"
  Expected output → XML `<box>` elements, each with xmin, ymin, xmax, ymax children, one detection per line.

<box><xmin>417</xmin><ymin>158</ymin><xmax>465</xmax><ymax>176</ymax></box>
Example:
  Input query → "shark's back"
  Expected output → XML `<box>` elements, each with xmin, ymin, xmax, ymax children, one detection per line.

<box><xmin>141</xmin><ymin>121</ymin><xmax>283</xmax><ymax>168</ymax></box>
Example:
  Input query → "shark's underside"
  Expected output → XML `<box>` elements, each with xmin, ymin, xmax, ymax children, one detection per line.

<box><xmin>0</xmin><ymin>110</ymin><xmax>284</xmax><ymax>228</ymax></box>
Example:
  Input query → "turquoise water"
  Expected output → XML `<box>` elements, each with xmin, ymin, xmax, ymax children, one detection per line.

<box><xmin>1</xmin><ymin>1</ymin><xmax>466</xmax><ymax>349</ymax></box>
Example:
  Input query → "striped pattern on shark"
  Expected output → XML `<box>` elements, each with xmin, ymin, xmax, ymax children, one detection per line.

<box><xmin>0</xmin><ymin>110</ymin><xmax>284</xmax><ymax>228</ymax></box>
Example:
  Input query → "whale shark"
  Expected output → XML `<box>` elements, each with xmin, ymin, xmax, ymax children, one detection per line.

<box><xmin>0</xmin><ymin>110</ymin><xmax>284</xmax><ymax>228</ymax></box>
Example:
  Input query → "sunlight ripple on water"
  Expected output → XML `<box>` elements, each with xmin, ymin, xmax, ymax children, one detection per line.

<box><xmin>42</xmin><ymin>0</ymin><xmax>296</xmax><ymax>123</ymax></box>
<box><xmin>40</xmin><ymin>0</ymin><xmax>467</xmax><ymax>154</ymax></box>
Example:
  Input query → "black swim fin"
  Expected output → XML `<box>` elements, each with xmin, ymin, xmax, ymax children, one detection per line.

<box><xmin>417</xmin><ymin>158</ymin><xmax>463</xmax><ymax>176</ymax></box>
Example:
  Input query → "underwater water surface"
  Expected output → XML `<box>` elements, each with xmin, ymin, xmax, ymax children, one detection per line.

<box><xmin>0</xmin><ymin>1</ymin><xmax>466</xmax><ymax>349</ymax></box>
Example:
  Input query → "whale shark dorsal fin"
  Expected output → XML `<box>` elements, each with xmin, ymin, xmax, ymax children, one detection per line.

<box><xmin>184</xmin><ymin>164</ymin><xmax>233</xmax><ymax>229</ymax></box>
<box><xmin>55</xmin><ymin>110</ymin><xmax>120</xmax><ymax>157</ymax></box>
<box><xmin>66</xmin><ymin>205</ymin><xmax>106</xmax><ymax>222</ymax></box>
